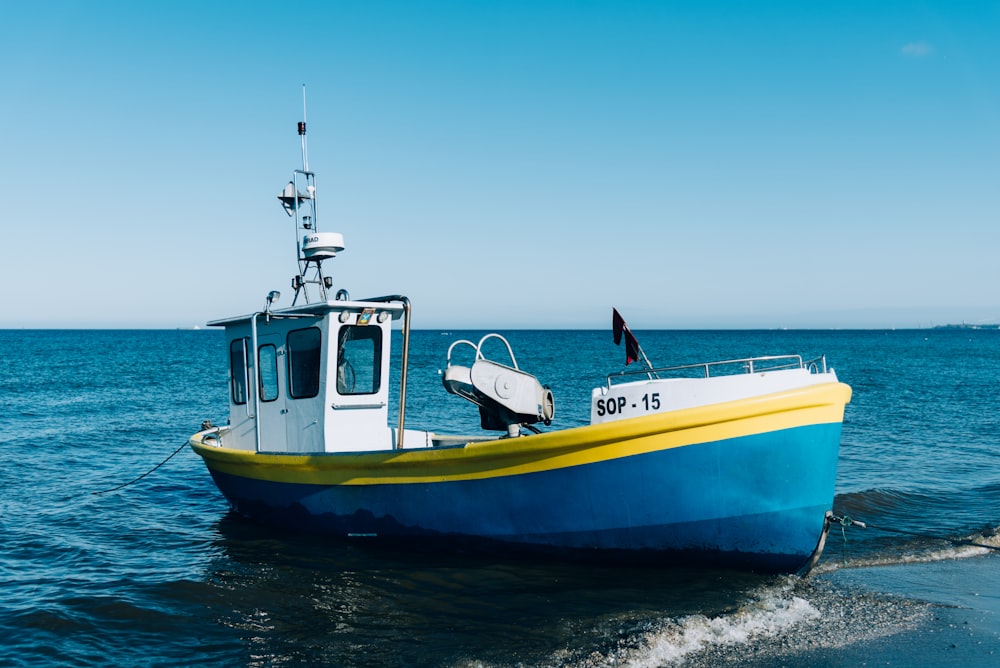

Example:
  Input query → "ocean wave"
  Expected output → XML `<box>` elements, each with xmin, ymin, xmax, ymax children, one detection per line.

<box><xmin>545</xmin><ymin>576</ymin><xmax>931</xmax><ymax>668</ymax></box>
<box><xmin>830</xmin><ymin>487</ymin><xmax>1000</xmax><ymax>560</ymax></box>
<box><xmin>815</xmin><ymin>524</ymin><xmax>1000</xmax><ymax>572</ymax></box>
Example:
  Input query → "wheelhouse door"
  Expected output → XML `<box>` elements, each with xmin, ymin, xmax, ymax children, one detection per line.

<box><xmin>255</xmin><ymin>332</ymin><xmax>288</xmax><ymax>453</ymax></box>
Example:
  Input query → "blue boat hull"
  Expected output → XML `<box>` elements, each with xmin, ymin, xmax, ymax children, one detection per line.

<box><xmin>203</xmin><ymin>422</ymin><xmax>842</xmax><ymax>573</ymax></box>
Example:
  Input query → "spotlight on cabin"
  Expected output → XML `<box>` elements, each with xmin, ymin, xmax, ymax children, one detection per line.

<box><xmin>265</xmin><ymin>291</ymin><xmax>280</xmax><ymax>313</ymax></box>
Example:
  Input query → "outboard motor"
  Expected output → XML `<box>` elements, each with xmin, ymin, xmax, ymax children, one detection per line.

<box><xmin>443</xmin><ymin>334</ymin><xmax>555</xmax><ymax>437</ymax></box>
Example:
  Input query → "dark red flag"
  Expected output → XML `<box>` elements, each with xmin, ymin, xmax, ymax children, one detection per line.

<box><xmin>612</xmin><ymin>308</ymin><xmax>641</xmax><ymax>365</ymax></box>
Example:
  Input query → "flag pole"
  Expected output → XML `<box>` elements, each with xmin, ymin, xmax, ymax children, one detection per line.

<box><xmin>635</xmin><ymin>337</ymin><xmax>656</xmax><ymax>379</ymax></box>
<box><xmin>628</xmin><ymin>327</ymin><xmax>656</xmax><ymax>380</ymax></box>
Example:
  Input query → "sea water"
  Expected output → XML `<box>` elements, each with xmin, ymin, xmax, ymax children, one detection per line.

<box><xmin>0</xmin><ymin>328</ymin><xmax>997</xmax><ymax>666</ymax></box>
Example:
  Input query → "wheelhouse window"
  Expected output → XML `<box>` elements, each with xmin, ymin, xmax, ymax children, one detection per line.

<box><xmin>337</xmin><ymin>325</ymin><xmax>382</xmax><ymax>395</ymax></box>
<box><xmin>287</xmin><ymin>327</ymin><xmax>321</xmax><ymax>399</ymax></box>
<box><xmin>229</xmin><ymin>338</ymin><xmax>248</xmax><ymax>405</ymax></box>
<box><xmin>258</xmin><ymin>344</ymin><xmax>279</xmax><ymax>402</ymax></box>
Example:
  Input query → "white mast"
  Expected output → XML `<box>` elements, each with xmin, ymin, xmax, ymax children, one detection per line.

<box><xmin>277</xmin><ymin>86</ymin><xmax>344</xmax><ymax>305</ymax></box>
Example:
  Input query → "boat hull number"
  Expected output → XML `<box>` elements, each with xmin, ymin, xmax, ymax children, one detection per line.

<box><xmin>594</xmin><ymin>392</ymin><xmax>661</xmax><ymax>417</ymax></box>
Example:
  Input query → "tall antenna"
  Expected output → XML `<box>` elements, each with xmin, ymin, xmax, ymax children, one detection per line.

<box><xmin>298</xmin><ymin>84</ymin><xmax>309</xmax><ymax>172</ymax></box>
<box><xmin>281</xmin><ymin>84</ymin><xmax>340</xmax><ymax>306</ymax></box>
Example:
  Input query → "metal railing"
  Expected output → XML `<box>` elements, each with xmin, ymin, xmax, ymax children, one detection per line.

<box><xmin>606</xmin><ymin>354</ymin><xmax>828</xmax><ymax>387</ymax></box>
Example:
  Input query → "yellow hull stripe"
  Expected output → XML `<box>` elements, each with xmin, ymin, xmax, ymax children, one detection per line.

<box><xmin>190</xmin><ymin>382</ymin><xmax>851</xmax><ymax>486</ymax></box>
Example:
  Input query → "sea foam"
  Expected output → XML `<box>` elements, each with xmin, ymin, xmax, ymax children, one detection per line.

<box><xmin>568</xmin><ymin>575</ymin><xmax>931</xmax><ymax>668</ymax></box>
<box><xmin>625</xmin><ymin>589</ymin><xmax>818</xmax><ymax>667</ymax></box>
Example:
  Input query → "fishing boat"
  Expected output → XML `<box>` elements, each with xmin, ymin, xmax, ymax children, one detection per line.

<box><xmin>189</xmin><ymin>116</ymin><xmax>852</xmax><ymax>575</ymax></box>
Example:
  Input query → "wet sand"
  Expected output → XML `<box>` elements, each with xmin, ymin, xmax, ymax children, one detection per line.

<box><xmin>756</xmin><ymin>604</ymin><xmax>997</xmax><ymax>667</ymax></box>
<box><xmin>688</xmin><ymin>554</ymin><xmax>1000</xmax><ymax>667</ymax></box>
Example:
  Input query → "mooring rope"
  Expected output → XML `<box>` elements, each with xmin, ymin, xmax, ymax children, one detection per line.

<box><xmin>830</xmin><ymin>513</ymin><xmax>1000</xmax><ymax>553</ymax></box>
<box><xmin>91</xmin><ymin>440</ymin><xmax>190</xmax><ymax>496</ymax></box>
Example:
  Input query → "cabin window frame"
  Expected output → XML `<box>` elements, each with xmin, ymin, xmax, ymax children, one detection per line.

<box><xmin>287</xmin><ymin>326</ymin><xmax>322</xmax><ymax>399</ymax></box>
<box><xmin>336</xmin><ymin>324</ymin><xmax>382</xmax><ymax>396</ymax></box>
<box><xmin>257</xmin><ymin>343</ymin><xmax>279</xmax><ymax>402</ymax></box>
<box><xmin>229</xmin><ymin>338</ymin><xmax>248</xmax><ymax>405</ymax></box>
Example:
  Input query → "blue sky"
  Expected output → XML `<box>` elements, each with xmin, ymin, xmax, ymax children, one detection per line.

<box><xmin>2</xmin><ymin>1</ymin><xmax>998</xmax><ymax>329</ymax></box>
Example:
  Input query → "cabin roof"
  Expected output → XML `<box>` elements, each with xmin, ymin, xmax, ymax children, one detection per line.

<box><xmin>207</xmin><ymin>298</ymin><xmax>405</xmax><ymax>327</ymax></box>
